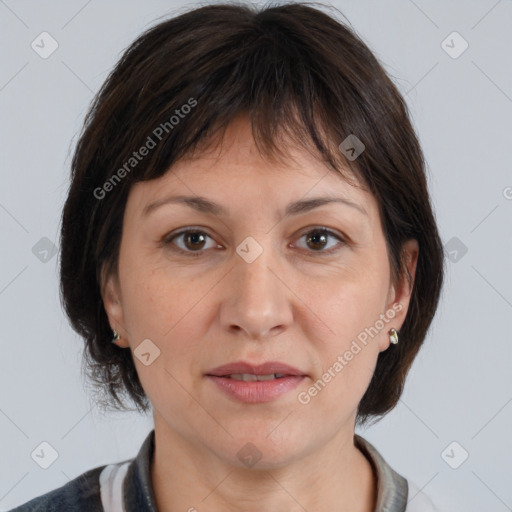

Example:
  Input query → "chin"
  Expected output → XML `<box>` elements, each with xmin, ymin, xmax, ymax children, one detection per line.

<box><xmin>217</xmin><ymin>428</ymin><xmax>306</xmax><ymax>469</ymax></box>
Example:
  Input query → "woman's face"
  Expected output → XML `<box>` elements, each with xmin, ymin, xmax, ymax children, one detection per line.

<box><xmin>103</xmin><ymin>116</ymin><xmax>418</xmax><ymax>468</ymax></box>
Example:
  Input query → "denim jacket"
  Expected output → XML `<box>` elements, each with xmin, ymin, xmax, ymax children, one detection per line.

<box><xmin>8</xmin><ymin>430</ymin><xmax>438</xmax><ymax>511</ymax></box>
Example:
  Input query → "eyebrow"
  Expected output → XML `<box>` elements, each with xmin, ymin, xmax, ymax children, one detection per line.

<box><xmin>142</xmin><ymin>194</ymin><xmax>368</xmax><ymax>219</ymax></box>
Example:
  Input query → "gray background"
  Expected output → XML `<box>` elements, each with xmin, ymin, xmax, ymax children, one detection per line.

<box><xmin>1</xmin><ymin>0</ymin><xmax>511</xmax><ymax>510</ymax></box>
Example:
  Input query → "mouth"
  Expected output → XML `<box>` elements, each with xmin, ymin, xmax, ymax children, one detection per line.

<box><xmin>222</xmin><ymin>373</ymin><xmax>288</xmax><ymax>381</ymax></box>
<box><xmin>206</xmin><ymin>361</ymin><xmax>306</xmax><ymax>378</ymax></box>
<box><xmin>205</xmin><ymin>361</ymin><xmax>307</xmax><ymax>403</ymax></box>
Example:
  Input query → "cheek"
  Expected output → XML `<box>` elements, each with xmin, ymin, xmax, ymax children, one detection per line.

<box><xmin>120</xmin><ymin>265</ymin><xmax>210</xmax><ymax>375</ymax></box>
<box><xmin>313</xmin><ymin>260</ymin><xmax>389</xmax><ymax>336</ymax></box>
<box><xmin>119</xmin><ymin>257</ymin><xmax>185</xmax><ymax>330</ymax></box>
<box><xmin>306</xmin><ymin>333</ymin><xmax>379</xmax><ymax>421</ymax></box>
<box><xmin>302</xmin><ymin>264</ymin><xmax>388</xmax><ymax>405</ymax></box>
<box><xmin>123</xmin><ymin>279</ymin><xmax>165</xmax><ymax>333</ymax></box>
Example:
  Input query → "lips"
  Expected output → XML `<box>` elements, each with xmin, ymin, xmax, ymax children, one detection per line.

<box><xmin>205</xmin><ymin>361</ymin><xmax>307</xmax><ymax>403</ymax></box>
<box><xmin>206</xmin><ymin>361</ymin><xmax>306</xmax><ymax>378</ymax></box>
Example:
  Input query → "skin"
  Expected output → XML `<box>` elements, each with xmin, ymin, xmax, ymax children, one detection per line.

<box><xmin>102</xmin><ymin>115</ymin><xmax>418</xmax><ymax>512</ymax></box>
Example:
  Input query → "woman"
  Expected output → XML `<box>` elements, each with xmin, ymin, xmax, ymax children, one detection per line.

<box><xmin>10</xmin><ymin>2</ymin><xmax>445</xmax><ymax>511</ymax></box>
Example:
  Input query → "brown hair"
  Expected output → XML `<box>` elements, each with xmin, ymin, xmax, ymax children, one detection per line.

<box><xmin>60</xmin><ymin>1</ymin><xmax>445</xmax><ymax>425</ymax></box>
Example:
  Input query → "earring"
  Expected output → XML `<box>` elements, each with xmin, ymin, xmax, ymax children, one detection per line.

<box><xmin>112</xmin><ymin>330</ymin><xmax>120</xmax><ymax>344</ymax></box>
<box><xmin>388</xmin><ymin>328</ymin><xmax>399</xmax><ymax>345</ymax></box>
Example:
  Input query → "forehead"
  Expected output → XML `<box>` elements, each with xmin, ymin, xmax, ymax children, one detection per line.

<box><xmin>126</xmin><ymin>116</ymin><xmax>378</xmax><ymax>222</ymax></box>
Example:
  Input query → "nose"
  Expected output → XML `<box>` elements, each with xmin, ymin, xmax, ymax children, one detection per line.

<box><xmin>218</xmin><ymin>240</ymin><xmax>294</xmax><ymax>341</ymax></box>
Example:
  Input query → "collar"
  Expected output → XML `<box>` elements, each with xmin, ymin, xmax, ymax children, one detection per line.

<box><xmin>354</xmin><ymin>434</ymin><xmax>409</xmax><ymax>511</ymax></box>
<box><xmin>122</xmin><ymin>429</ymin><xmax>158</xmax><ymax>512</ymax></box>
<box><xmin>122</xmin><ymin>430</ymin><xmax>408</xmax><ymax>512</ymax></box>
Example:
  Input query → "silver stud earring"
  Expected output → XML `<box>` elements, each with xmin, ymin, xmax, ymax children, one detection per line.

<box><xmin>388</xmin><ymin>328</ymin><xmax>399</xmax><ymax>345</ymax></box>
<box><xmin>112</xmin><ymin>330</ymin><xmax>120</xmax><ymax>343</ymax></box>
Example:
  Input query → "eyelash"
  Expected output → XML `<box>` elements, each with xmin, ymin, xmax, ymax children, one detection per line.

<box><xmin>162</xmin><ymin>227</ymin><xmax>346</xmax><ymax>258</ymax></box>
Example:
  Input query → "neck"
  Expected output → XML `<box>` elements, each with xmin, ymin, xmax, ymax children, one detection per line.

<box><xmin>151</xmin><ymin>420</ymin><xmax>376</xmax><ymax>512</ymax></box>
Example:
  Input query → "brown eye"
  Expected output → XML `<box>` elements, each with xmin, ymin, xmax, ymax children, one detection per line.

<box><xmin>182</xmin><ymin>231</ymin><xmax>208</xmax><ymax>250</ymax></box>
<box><xmin>295</xmin><ymin>228</ymin><xmax>345</xmax><ymax>254</ymax></box>
<box><xmin>306</xmin><ymin>230</ymin><xmax>328</xmax><ymax>251</ymax></box>
<box><xmin>164</xmin><ymin>229</ymin><xmax>218</xmax><ymax>257</ymax></box>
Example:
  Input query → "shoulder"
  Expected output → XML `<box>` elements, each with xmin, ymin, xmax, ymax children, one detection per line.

<box><xmin>405</xmin><ymin>479</ymin><xmax>441</xmax><ymax>512</ymax></box>
<box><xmin>7</xmin><ymin>465</ymin><xmax>106</xmax><ymax>512</ymax></box>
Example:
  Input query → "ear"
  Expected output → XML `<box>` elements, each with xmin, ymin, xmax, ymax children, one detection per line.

<box><xmin>379</xmin><ymin>239</ymin><xmax>419</xmax><ymax>351</ymax></box>
<box><xmin>100</xmin><ymin>264</ymin><xmax>130</xmax><ymax>348</ymax></box>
